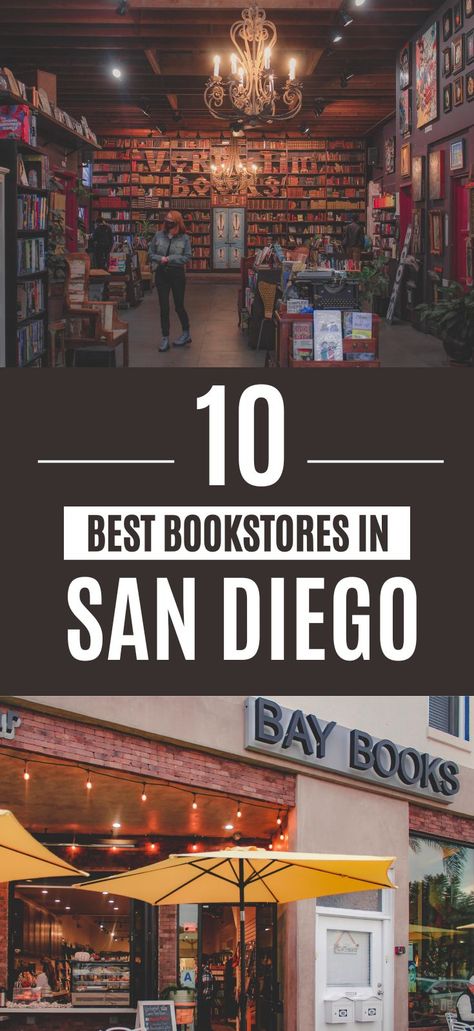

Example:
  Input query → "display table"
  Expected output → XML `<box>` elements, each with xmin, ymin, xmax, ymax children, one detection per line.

<box><xmin>275</xmin><ymin>308</ymin><xmax>380</xmax><ymax>368</ymax></box>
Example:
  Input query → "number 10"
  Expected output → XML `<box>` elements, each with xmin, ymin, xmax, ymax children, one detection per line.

<box><xmin>196</xmin><ymin>385</ymin><xmax>285</xmax><ymax>486</ymax></box>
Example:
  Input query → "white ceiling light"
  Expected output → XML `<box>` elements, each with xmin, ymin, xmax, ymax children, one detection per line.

<box><xmin>112</xmin><ymin>68</ymin><xmax>122</xmax><ymax>79</ymax></box>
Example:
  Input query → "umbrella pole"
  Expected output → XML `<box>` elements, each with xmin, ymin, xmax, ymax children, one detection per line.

<box><xmin>239</xmin><ymin>858</ymin><xmax>247</xmax><ymax>1031</ymax></box>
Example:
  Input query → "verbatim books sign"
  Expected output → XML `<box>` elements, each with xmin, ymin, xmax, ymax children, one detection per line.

<box><xmin>244</xmin><ymin>697</ymin><xmax>460</xmax><ymax>801</ymax></box>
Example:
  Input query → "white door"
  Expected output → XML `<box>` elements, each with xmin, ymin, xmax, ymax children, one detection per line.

<box><xmin>316</xmin><ymin>911</ymin><xmax>393</xmax><ymax>1031</ymax></box>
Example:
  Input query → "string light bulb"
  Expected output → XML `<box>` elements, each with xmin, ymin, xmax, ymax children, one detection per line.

<box><xmin>141</xmin><ymin>784</ymin><xmax>147</xmax><ymax>802</ymax></box>
<box><xmin>236</xmin><ymin>801</ymin><xmax>242</xmax><ymax>818</ymax></box>
<box><xmin>276</xmin><ymin>811</ymin><xmax>281</xmax><ymax>825</ymax></box>
<box><xmin>279</xmin><ymin>831</ymin><xmax>284</xmax><ymax>841</ymax></box>
<box><xmin>23</xmin><ymin>763</ymin><xmax>30</xmax><ymax>781</ymax></box>
<box><xmin>85</xmin><ymin>771</ymin><xmax>92</xmax><ymax>790</ymax></box>
<box><xmin>192</xmin><ymin>794</ymin><xmax>198</xmax><ymax>810</ymax></box>
<box><xmin>268</xmin><ymin>841</ymin><xmax>273</xmax><ymax>850</ymax></box>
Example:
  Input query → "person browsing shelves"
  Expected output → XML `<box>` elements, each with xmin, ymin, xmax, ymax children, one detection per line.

<box><xmin>148</xmin><ymin>211</ymin><xmax>192</xmax><ymax>352</ymax></box>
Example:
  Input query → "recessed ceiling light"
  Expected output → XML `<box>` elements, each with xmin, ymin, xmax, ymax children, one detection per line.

<box><xmin>113</xmin><ymin>906</ymin><xmax>119</xmax><ymax>911</ymax></box>
<box><xmin>112</xmin><ymin>68</ymin><xmax>122</xmax><ymax>79</ymax></box>
<box><xmin>102</xmin><ymin>891</ymin><xmax>109</xmax><ymax>896</ymax></box>
<box><xmin>340</xmin><ymin>11</ymin><xmax>354</xmax><ymax>26</ymax></box>
<box><xmin>54</xmin><ymin>899</ymin><xmax>61</xmax><ymax>903</ymax></box>
<box><xmin>112</xmin><ymin>821</ymin><xmax>121</xmax><ymax>829</ymax></box>
<box><xmin>65</xmin><ymin>906</ymin><xmax>71</xmax><ymax>911</ymax></box>
<box><xmin>41</xmin><ymin>890</ymin><xmax>48</xmax><ymax>895</ymax></box>
<box><xmin>224</xmin><ymin>823</ymin><xmax>234</xmax><ymax>831</ymax></box>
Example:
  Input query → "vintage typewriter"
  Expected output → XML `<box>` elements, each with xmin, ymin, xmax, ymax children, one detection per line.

<box><xmin>294</xmin><ymin>270</ymin><xmax>360</xmax><ymax>310</ymax></box>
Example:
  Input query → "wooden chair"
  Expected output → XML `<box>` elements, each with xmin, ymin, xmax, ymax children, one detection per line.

<box><xmin>64</xmin><ymin>253</ymin><xmax>129</xmax><ymax>366</ymax></box>
<box><xmin>136</xmin><ymin>249</ymin><xmax>153</xmax><ymax>291</ymax></box>
<box><xmin>256</xmin><ymin>280</ymin><xmax>278</xmax><ymax>350</ymax></box>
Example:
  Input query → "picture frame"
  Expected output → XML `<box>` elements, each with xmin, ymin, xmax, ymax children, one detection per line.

<box><xmin>401</xmin><ymin>141</ymin><xmax>411</xmax><ymax>177</ymax></box>
<box><xmin>400</xmin><ymin>89</ymin><xmax>412</xmax><ymax>135</ymax></box>
<box><xmin>400</xmin><ymin>42</ymin><xmax>411</xmax><ymax>89</ymax></box>
<box><xmin>384</xmin><ymin>136</ymin><xmax>396</xmax><ymax>174</ymax></box>
<box><xmin>416</xmin><ymin>22</ymin><xmax>439</xmax><ymax>128</ymax></box>
<box><xmin>443</xmin><ymin>46</ymin><xmax>453</xmax><ymax>74</ymax></box>
<box><xmin>412</xmin><ymin>208</ymin><xmax>424</xmax><ymax>256</ymax></box>
<box><xmin>454</xmin><ymin>0</ymin><xmax>463</xmax><ymax>29</ymax></box>
<box><xmin>443</xmin><ymin>82</ymin><xmax>453</xmax><ymax>110</ymax></box>
<box><xmin>429</xmin><ymin>149</ymin><xmax>445</xmax><ymax>199</ymax></box>
<box><xmin>466</xmin><ymin>68</ymin><xmax>474</xmax><ymax>97</ymax></box>
<box><xmin>452</xmin><ymin>33</ymin><xmax>465</xmax><ymax>72</ymax></box>
<box><xmin>429</xmin><ymin>211</ymin><xmax>444</xmax><ymax>255</ymax></box>
<box><xmin>443</xmin><ymin>8</ymin><xmax>453</xmax><ymax>39</ymax></box>
<box><xmin>467</xmin><ymin>28</ymin><xmax>474</xmax><ymax>62</ymax></box>
<box><xmin>450</xmin><ymin>138</ymin><xmax>465</xmax><ymax>170</ymax></box>
<box><xmin>412</xmin><ymin>155</ymin><xmax>425</xmax><ymax>201</ymax></box>
<box><xmin>37</xmin><ymin>88</ymin><xmax>52</xmax><ymax>117</ymax></box>
<box><xmin>466</xmin><ymin>0</ymin><xmax>474</xmax><ymax>17</ymax></box>
<box><xmin>454</xmin><ymin>73</ymin><xmax>464</xmax><ymax>103</ymax></box>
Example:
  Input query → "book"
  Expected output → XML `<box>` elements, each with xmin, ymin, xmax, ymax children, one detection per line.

<box><xmin>313</xmin><ymin>309</ymin><xmax>343</xmax><ymax>361</ymax></box>
<box><xmin>352</xmin><ymin>312</ymin><xmax>373</xmax><ymax>339</ymax></box>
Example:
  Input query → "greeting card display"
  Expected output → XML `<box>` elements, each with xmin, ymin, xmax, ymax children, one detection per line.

<box><xmin>466</xmin><ymin>69</ymin><xmax>474</xmax><ymax>98</ymax></box>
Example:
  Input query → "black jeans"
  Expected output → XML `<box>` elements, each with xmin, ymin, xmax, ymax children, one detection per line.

<box><xmin>155</xmin><ymin>268</ymin><xmax>189</xmax><ymax>336</ymax></box>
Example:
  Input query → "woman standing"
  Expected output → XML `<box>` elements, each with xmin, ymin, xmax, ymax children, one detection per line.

<box><xmin>148</xmin><ymin>211</ymin><xmax>192</xmax><ymax>352</ymax></box>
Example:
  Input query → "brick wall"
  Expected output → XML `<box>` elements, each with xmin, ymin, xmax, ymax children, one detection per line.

<box><xmin>0</xmin><ymin>883</ymin><xmax>8</xmax><ymax>988</ymax></box>
<box><xmin>158</xmin><ymin>907</ymin><xmax>177</xmax><ymax>990</ymax></box>
<box><xmin>409</xmin><ymin>804</ymin><xmax>474</xmax><ymax>844</ymax></box>
<box><xmin>0</xmin><ymin>706</ymin><xmax>295</xmax><ymax>809</ymax></box>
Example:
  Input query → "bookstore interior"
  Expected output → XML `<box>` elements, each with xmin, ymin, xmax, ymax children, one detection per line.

<box><xmin>0</xmin><ymin>0</ymin><xmax>473</xmax><ymax>368</ymax></box>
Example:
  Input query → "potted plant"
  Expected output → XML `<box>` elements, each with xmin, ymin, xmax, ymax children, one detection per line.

<box><xmin>350</xmin><ymin>257</ymin><xmax>390</xmax><ymax>313</ymax></box>
<box><xmin>161</xmin><ymin>983</ymin><xmax>195</xmax><ymax>1003</ymax></box>
<box><xmin>417</xmin><ymin>281</ymin><xmax>474</xmax><ymax>366</ymax></box>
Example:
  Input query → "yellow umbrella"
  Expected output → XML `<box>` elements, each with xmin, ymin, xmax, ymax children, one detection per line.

<box><xmin>457</xmin><ymin>923</ymin><xmax>474</xmax><ymax>929</ymax></box>
<box><xmin>0</xmin><ymin>809</ymin><xmax>86</xmax><ymax>881</ymax></box>
<box><xmin>80</xmin><ymin>845</ymin><xmax>395</xmax><ymax>1029</ymax></box>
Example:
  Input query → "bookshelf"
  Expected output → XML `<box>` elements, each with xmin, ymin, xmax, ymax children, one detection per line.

<box><xmin>372</xmin><ymin>193</ymin><xmax>399</xmax><ymax>259</ymax></box>
<box><xmin>0</xmin><ymin>139</ymin><xmax>49</xmax><ymax>366</ymax></box>
<box><xmin>92</xmin><ymin>134</ymin><xmax>367</xmax><ymax>269</ymax></box>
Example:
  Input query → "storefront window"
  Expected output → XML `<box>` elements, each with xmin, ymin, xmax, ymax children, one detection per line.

<box><xmin>409</xmin><ymin>834</ymin><xmax>474</xmax><ymax>1027</ymax></box>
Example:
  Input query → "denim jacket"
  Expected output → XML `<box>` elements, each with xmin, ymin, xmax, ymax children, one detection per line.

<box><xmin>148</xmin><ymin>230</ymin><xmax>192</xmax><ymax>270</ymax></box>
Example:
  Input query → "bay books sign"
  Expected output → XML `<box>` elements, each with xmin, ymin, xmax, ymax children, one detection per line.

<box><xmin>244</xmin><ymin>697</ymin><xmax>460</xmax><ymax>801</ymax></box>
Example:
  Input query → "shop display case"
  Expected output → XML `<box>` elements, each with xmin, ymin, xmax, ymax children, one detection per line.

<box><xmin>71</xmin><ymin>960</ymin><xmax>130</xmax><ymax>1007</ymax></box>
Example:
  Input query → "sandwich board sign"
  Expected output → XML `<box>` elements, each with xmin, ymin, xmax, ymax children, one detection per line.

<box><xmin>136</xmin><ymin>1001</ymin><xmax>177</xmax><ymax>1031</ymax></box>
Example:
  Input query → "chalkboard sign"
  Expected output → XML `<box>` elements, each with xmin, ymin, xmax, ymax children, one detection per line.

<box><xmin>136</xmin><ymin>1000</ymin><xmax>177</xmax><ymax>1031</ymax></box>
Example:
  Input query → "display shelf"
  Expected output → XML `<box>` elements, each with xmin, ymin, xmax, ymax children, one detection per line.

<box><xmin>0</xmin><ymin>90</ymin><xmax>99</xmax><ymax>154</ymax></box>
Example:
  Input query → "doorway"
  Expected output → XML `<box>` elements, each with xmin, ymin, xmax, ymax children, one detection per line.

<box><xmin>315</xmin><ymin>906</ymin><xmax>393</xmax><ymax>1031</ymax></box>
<box><xmin>178</xmin><ymin>903</ymin><xmax>278</xmax><ymax>1031</ymax></box>
<box><xmin>212</xmin><ymin>208</ymin><xmax>245</xmax><ymax>270</ymax></box>
<box><xmin>451</xmin><ymin>178</ymin><xmax>469</xmax><ymax>287</ymax></box>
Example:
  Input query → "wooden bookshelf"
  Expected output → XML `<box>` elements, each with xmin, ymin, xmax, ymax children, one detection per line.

<box><xmin>0</xmin><ymin>139</ymin><xmax>50</xmax><ymax>366</ymax></box>
<box><xmin>0</xmin><ymin>90</ymin><xmax>100</xmax><ymax>155</ymax></box>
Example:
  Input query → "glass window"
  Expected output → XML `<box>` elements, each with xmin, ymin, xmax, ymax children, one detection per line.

<box><xmin>409</xmin><ymin>834</ymin><xmax>474</xmax><ymax>1027</ymax></box>
<box><xmin>429</xmin><ymin>696</ymin><xmax>460</xmax><ymax>736</ymax></box>
<box><xmin>318</xmin><ymin>891</ymin><xmax>382</xmax><ymax>912</ymax></box>
<box><xmin>178</xmin><ymin>904</ymin><xmax>198</xmax><ymax>990</ymax></box>
<box><xmin>327</xmin><ymin>930</ymin><xmax>371</xmax><ymax>987</ymax></box>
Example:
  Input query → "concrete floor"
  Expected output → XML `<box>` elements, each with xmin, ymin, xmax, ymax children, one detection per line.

<box><xmin>124</xmin><ymin>277</ymin><xmax>448</xmax><ymax>368</ymax></box>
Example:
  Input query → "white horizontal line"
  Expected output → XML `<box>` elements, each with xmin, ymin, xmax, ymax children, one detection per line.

<box><xmin>37</xmin><ymin>459</ymin><xmax>175</xmax><ymax>465</ymax></box>
<box><xmin>306</xmin><ymin>459</ymin><xmax>444</xmax><ymax>465</ymax></box>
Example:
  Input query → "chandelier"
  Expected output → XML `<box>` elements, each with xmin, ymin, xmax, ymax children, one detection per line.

<box><xmin>211</xmin><ymin>138</ymin><xmax>257</xmax><ymax>195</ymax></box>
<box><xmin>204</xmin><ymin>3</ymin><xmax>303</xmax><ymax>123</ymax></box>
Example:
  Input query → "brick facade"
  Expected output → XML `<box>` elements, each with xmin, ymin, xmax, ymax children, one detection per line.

<box><xmin>0</xmin><ymin>706</ymin><xmax>295</xmax><ymax>809</ymax></box>
<box><xmin>409</xmin><ymin>804</ymin><xmax>474</xmax><ymax>844</ymax></box>
<box><xmin>158</xmin><ymin>907</ymin><xmax>178</xmax><ymax>991</ymax></box>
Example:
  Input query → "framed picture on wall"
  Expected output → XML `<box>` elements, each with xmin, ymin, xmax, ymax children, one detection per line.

<box><xmin>466</xmin><ymin>0</ymin><xmax>474</xmax><ymax>17</ymax></box>
<box><xmin>443</xmin><ymin>8</ymin><xmax>453</xmax><ymax>39</ymax></box>
<box><xmin>452</xmin><ymin>33</ymin><xmax>465</xmax><ymax>71</ymax></box>
<box><xmin>416</xmin><ymin>22</ymin><xmax>439</xmax><ymax>127</ymax></box>
<box><xmin>467</xmin><ymin>29</ymin><xmax>474</xmax><ymax>62</ymax></box>
<box><xmin>412</xmin><ymin>208</ymin><xmax>424</xmax><ymax>255</ymax></box>
<box><xmin>450</xmin><ymin>138</ymin><xmax>466</xmax><ymax>169</ymax></box>
<box><xmin>401</xmin><ymin>141</ymin><xmax>411</xmax><ymax>177</ymax></box>
<box><xmin>429</xmin><ymin>211</ymin><xmax>444</xmax><ymax>255</ymax></box>
<box><xmin>454</xmin><ymin>1</ymin><xmax>463</xmax><ymax>29</ymax></box>
<box><xmin>454</xmin><ymin>73</ymin><xmax>464</xmax><ymax>102</ymax></box>
<box><xmin>399</xmin><ymin>89</ymin><xmax>412</xmax><ymax>135</ymax></box>
<box><xmin>385</xmin><ymin>136</ymin><xmax>396</xmax><ymax>174</ymax></box>
<box><xmin>466</xmin><ymin>69</ymin><xmax>474</xmax><ymax>97</ymax></box>
<box><xmin>400</xmin><ymin>42</ymin><xmax>411</xmax><ymax>89</ymax></box>
<box><xmin>429</xmin><ymin>150</ymin><xmax>445</xmax><ymax>199</ymax></box>
<box><xmin>443</xmin><ymin>81</ymin><xmax>453</xmax><ymax>110</ymax></box>
<box><xmin>412</xmin><ymin>155</ymin><xmax>425</xmax><ymax>201</ymax></box>
<box><xmin>443</xmin><ymin>46</ymin><xmax>453</xmax><ymax>74</ymax></box>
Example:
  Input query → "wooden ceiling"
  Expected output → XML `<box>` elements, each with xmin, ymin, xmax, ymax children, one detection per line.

<box><xmin>0</xmin><ymin>0</ymin><xmax>440</xmax><ymax>136</ymax></box>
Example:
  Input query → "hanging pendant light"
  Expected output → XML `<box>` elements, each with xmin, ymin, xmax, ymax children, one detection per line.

<box><xmin>204</xmin><ymin>2</ymin><xmax>302</xmax><ymax>124</ymax></box>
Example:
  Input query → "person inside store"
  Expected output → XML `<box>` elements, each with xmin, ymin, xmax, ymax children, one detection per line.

<box><xmin>148</xmin><ymin>210</ymin><xmax>192</xmax><ymax>352</ymax></box>
<box><xmin>35</xmin><ymin>962</ymin><xmax>54</xmax><ymax>996</ymax></box>
<box><xmin>198</xmin><ymin>957</ymin><xmax>215</xmax><ymax>1031</ymax></box>
<box><xmin>90</xmin><ymin>216</ymin><xmax>114</xmax><ymax>270</ymax></box>
<box><xmin>342</xmin><ymin>214</ymin><xmax>365</xmax><ymax>258</ymax></box>
<box><xmin>456</xmin><ymin>975</ymin><xmax>474</xmax><ymax>1024</ymax></box>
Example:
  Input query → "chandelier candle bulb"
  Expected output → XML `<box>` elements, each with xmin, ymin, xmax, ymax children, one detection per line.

<box><xmin>264</xmin><ymin>47</ymin><xmax>271</xmax><ymax>70</ymax></box>
<box><xmin>231</xmin><ymin>53</ymin><xmax>238</xmax><ymax>75</ymax></box>
<box><xmin>289</xmin><ymin>58</ymin><xmax>296</xmax><ymax>81</ymax></box>
<box><xmin>213</xmin><ymin>55</ymin><xmax>221</xmax><ymax>77</ymax></box>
